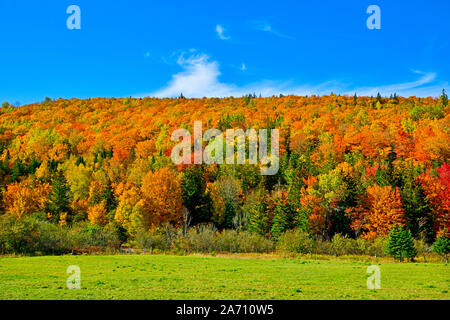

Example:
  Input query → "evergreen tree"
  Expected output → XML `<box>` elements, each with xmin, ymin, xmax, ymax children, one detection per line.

<box><xmin>181</xmin><ymin>165</ymin><xmax>211</xmax><ymax>225</ymax></box>
<box><xmin>433</xmin><ymin>231</ymin><xmax>450</xmax><ymax>263</ymax></box>
<box><xmin>399</xmin><ymin>227</ymin><xmax>417</xmax><ymax>260</ymax></box>
<box><xmin>400</xmin><ymin>170</ymin><xmax>431</xmax><ymax>240</ymax></box>
<box><xmin>440</xmin><ymin>88</ymin><xmax>448</xmax><ymax>106</ymax></box>
<box><xmin>8</xmin><ymin>158</ymin><xmax>26</xmax><ymax>183</ymax></box>
<box><xmin>28</xmin><ymin>159</ymin><xmax>41</xmax><ymax>174</ymax></box>
<box><xmin>271</xmin><ymin>206</ymin><xmax>291</xmax><ymax>242</ymax></box>
<box><xmin>353</xmin><ymin>93</ymin><xmax>358</xmax><ymax>106</ymax></box>
<box><xmin>376</xmin><ymin>92</ymin><xmax>382</xmax><ymax>104</ymax></box>
<box><xmin>331</xmin><ymin>175</ymin><xmax>359</xmax><ymax>237</ymax></box>
<box><xmin>246</xmin><ymin>188</ymin><xmax>269</xmax><ymax>236</ymax></box>
<box><xmin>392</xmin><ymin>93</ymin><xmax>399</xmax><ymax>104</ymax></box>
<box><xmin>102</xmin><ymin>180</ymin><xmax>118</xmax><ymax>213</ymax></box>
<box><xmin>386</xmin><ymin>225</ymin><xmax>417</xmax><ymax>261</ymax></box>
<box><xmin>46</xmin><ymin>171</ymin><xmax>71</xmax><ymax>223</ymax></box>
<box><xmin>75</xmin><ymin>156</ymin><xmax>85</xmax><ymax>166</ymax></box>
<box><xmin>270</xmin><ymin>194</ymin><xmax>292</xmax><ymax>241</ymax></box>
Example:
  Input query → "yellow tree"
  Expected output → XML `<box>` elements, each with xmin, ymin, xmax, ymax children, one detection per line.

<box><xmin>3</xmin><ymin>180</ymin><xmax>51</xmax><ymax>218</ymax></box>
<box><xmin>88</xmin><ymin>201</ymin><xmax>108</xmax><ymax>225</ymax></box>
<box><xmin>349</xmin><ymin>184</ymin><xmax>405</xmax><ymax>239</ymax></box>
<box><xmin>138</xmin><ymin>167</ymin><xmax>183</xmax><ymax>229</ymax></box>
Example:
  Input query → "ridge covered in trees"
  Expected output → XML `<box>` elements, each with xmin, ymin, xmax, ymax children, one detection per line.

<box><xmin>0</xmin><ymin>93</ymin><xmax>448</xmax><ymax>251</ymax></box>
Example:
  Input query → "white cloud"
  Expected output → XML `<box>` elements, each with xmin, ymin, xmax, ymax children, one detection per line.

<box><xmin>150</xmin><ymin>53</ymin><xmax>239</xmax><ymax>98</ymax></box>
<box><xmin>216</xmin><ymin>24</ymin><xmax>230</xmax><ymax>40</ymax></box>
<box><xmin>145</xmin><ymin>52</ymin><xmax>445</xmax><ymax>98</ymax></box>
<box><xmin>255</xmin><ymin>22</ymin><xmax>293</xmax><ymax>39</ymax></box>
<box><xmin>351</xmin><ymin>71</ymin><xmax>440</xmax><ymax>97</ymax></box>
<box><xmin>240</xmin><ymin>63</ymin><xmax>246</xmax><ymax>71</ymax></box>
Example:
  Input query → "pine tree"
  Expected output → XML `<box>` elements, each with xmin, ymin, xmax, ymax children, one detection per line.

<box><xmin>28</xmin><ymin>159</ymin><xmax>41</xmax><ymax>174</ymax></box>
<box><xmin>440</xmin><ymin>88</ymin><xmax>448</xmax><ymax>106</ymax></box>
<box><xmin>400</xmin><ymin>227</ymin><xmax>417</xmax><ymax>260</ymax></box>
<box><xmin>400</xmin><ymin>167</ymin><xmax>431</xmax><ymax>239</ymax></box>
<box><xmin>433</xmin><ymin>230</ymin><xmax>450</xmax><ymax>263</ymax></box>
<box><xmin>386</xmin><ymin>225</ymin><xmax>416</xmax><ymax>261</ymax></box>
<box><xmin>8</xmin><ymin>158</ymin><xmax>25</xmax><ymax>183</ymax></box>
<box><xmin>376</xmin><ymin>92</ymin><xmax>382</xmax><ymax>104</ymax></box>
<box><xmin>101</xmin><ymin>180</ymin><xmax>117</xmax><ymax>213</ymax></box>
<box><xmin>47</xmin><ymin>171</ymin><xmax>71</xmax><ymax>223</ymax></box>
<box><xmin>270</xmin><ymin>194</ymin><xmax>292</xmax><ymax>241</ymax></box>
<box><xmin>181</xmin><ymin>165</ymin><xmax>211</xmax><ymax>225</ymax></box>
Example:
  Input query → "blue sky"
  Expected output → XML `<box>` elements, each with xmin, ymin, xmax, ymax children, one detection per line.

<box><xmin>0</xmin><ymin>0</ymin><xmax>448</xmax><ymax>105</ymax></box>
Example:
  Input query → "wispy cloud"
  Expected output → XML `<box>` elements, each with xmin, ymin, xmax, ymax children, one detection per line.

<box><xmin>240</xmin><ymin>63</ymin><xmax>246</xmax><ymax>71</ymax></box>
<box><xmin>144</xmin><ymin>52</ymin><xmax>445</xmax><ymax>98</ymax></box>
<box><xmin>350</xmin><ymin>71</ymin><xmax>444</xmax><ymax>97</ymax></box>
<box><xmin>254</xmin><ymin>22</ymin><xmax>293</xmax><ymax>39</ymax></box>
<box><xmin>216</xmin><ymin>24</ymin><xmax>230</xmax><ymax>40</ymax></box>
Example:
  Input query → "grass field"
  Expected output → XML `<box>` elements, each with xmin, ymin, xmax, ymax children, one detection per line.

<box><xmin>0</xmin><ymin>254</ymin><xmax>448</xmax><ymax>300</ymax></box>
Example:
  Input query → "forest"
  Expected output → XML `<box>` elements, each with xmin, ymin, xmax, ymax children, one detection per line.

<box><xmin>0</xmin><ymin>92</ymin><xmax>448</xmax><ymax>257</ymax></box>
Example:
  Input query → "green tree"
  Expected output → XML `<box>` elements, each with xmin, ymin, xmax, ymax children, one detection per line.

<box><xmin>245</xmin><ymin>188</ymin><xmax>269</xmax><ymax>236</ymax></box>
<box><xmin>376</xmin><ymin>92</ymin><xmax>382</xmax><ymax>104</ymax></box>
<box><xmin>8</xmin><ymin>158</ymin><xmax>26</xmax><ymax>183</ymax></box>
<box><xmin>400</xmin><ymin>166</ymin><xmax>431</xmax><ymax>240</ymax></box>
<box><xmin>270</xmin><ymin>196</ymin><xmax>292</xmax><ymax>241</ymax></box>
<box><xmin>440</xmin><ymin>88</ymin><xmax>448</xmax><ymax>106</ymax></box>
<box><xmin>46</xmin><ymin>171</ymin><xmax>71</xmax><ymax>223</ymax></box>
<box><xmin>181</xmin><ymin>165</ymin><xmax>211</xmax><ymax>225</ymax></box>
<box><xmin>433</xmin><ymin>231</ymin><xmax>450</xmax><ymax>263</ymax></box>
<box><xmin>386</xmin><ymin>225</ymin><xmax>417</xmax><ymax>261</ymax></box>
<box><xmin>28</xmin><ymin>159</ymin><xmax>41</xmax><ymax>175</ymax></box>
<box><xmin>102</xmin><ymin>180</ymin><xmax>117</xmax><ymax>213</ymax></box>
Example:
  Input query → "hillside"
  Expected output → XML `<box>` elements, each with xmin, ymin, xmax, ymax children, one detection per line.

<box><xmin>0</xmin><ymin>94</ymin><xmax>448</xmax><ymax>252</ymax></box>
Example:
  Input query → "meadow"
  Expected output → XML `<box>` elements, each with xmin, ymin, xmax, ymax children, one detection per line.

<box><xmin>0</xmin><ymin>254</ymin><xmax>448</xmax><ymax>300</ymax></box>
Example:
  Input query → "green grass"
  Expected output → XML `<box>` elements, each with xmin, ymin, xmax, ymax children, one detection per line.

<box><xmin>0</xmin><ymin>254</ymin><xmax>448</xmax><ymax>299</ymax></box>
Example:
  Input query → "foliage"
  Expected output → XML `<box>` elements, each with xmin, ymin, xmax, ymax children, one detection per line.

<box><xmin>0</xmin><ymin>95</ymin><xmax>448</xmax><ymax>251</ymax></box>
<box><xmin>386</xmin><ymin>225</ymin><xmax>417</xmax><ymax>261</ymax></box>
<box><xmin>433</xmin><ymin>230</ymin><xmax>450</xmax><ymax>263</ymax></box>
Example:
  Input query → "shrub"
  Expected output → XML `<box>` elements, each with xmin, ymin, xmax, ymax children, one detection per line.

<box><xmin>0</xmin><ymin>216</ymin><xmax>40</xmax><ymax>254</ymax></box>
<box><xmin>135</xmin><ymin>224</ymin><xmax>273</xmax><ymax>254</ymax></box>
<box><xmin>135</xmin><ymin>223</ymin><xmax>180</xmax><ymax>252</ymax></box>
<box><xmin>185</xmin><ymin>224</ymin><xmax>218</xmax><ymax>253</ymax></box>
<box><xmin>277</xmin><ymin>229</ymin><xmax>313</xmax><ymax>254</ymax></box>
<box><xmin>330</xmin><ymin>234</ymin><xmax>354</xmax><ymax>256</ymax></box>
<box><xmin>0</xmin><ymin>216</ymin><xmax>122</xmax><ymax>255</ymax></box>
<box><xmin>70</xmin><ymin>222</ymin><xmax>121</xmax><ymax>250</ymax></box>
<box><xmin>217</xmin><ymin>229</ymin><xmax>272</xmax><ymax>253</ymax></box>
<box><xmin>368</xmin><ymin>237</ymin><xmax>388</xmax><ymax>257</ymax></box>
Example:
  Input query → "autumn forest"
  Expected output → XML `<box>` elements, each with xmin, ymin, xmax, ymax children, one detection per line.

<box><xmin>0</xmin><ymin>92</ymin><xmax>448</xmax><ymax>256</ymax></box>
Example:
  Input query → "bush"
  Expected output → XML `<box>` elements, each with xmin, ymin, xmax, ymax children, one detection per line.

<box><xmin>136</xmin><ymin>224</ymin><xmax>273</xmax><ymax>254</ymax></box>
<box><xmin>331</xmin><ymin>234</ymin><xmax>354</xmax><ymax>256</ymax></box>
<box><xmin>0</xmin><ymin>216</ymin><xmax>40</xmax><ymax>254</ymax></box>
<box><xmin>0</xmin><ymin>216</ymin><xmax>122</xmax><ymax>255</ymax></box>
<box><xmin>277</xmin><ymin>229</ymin><xmax>313</xmax><ymax>254</ymax></box>
<box><xmin>69</xmin><ymin>222</ymin><xmax>121</xmax><ymax>251</ymax></box>
<box><xmin>185</xmin><ymin>224</ymin><xmax>218</xmax><ymax>253</ymax></box>
<box><xmin>217</xmin><ymin>229</ymin><xmax>273</xmax><ymax>253</ymax></box>
<box><xmin>312</xmin><ymin>238</ymin><xmax>333</xmax><ymax>255</ymax></box>
<box><xmin>368</xmin><ymin>237</ymin><xmax>388</xmax><ymax>257</ymax></box>
<box><xmin>135</xmin><ymin>223</ymin><xmax>181</xmax><ymax>252</ymax></box>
